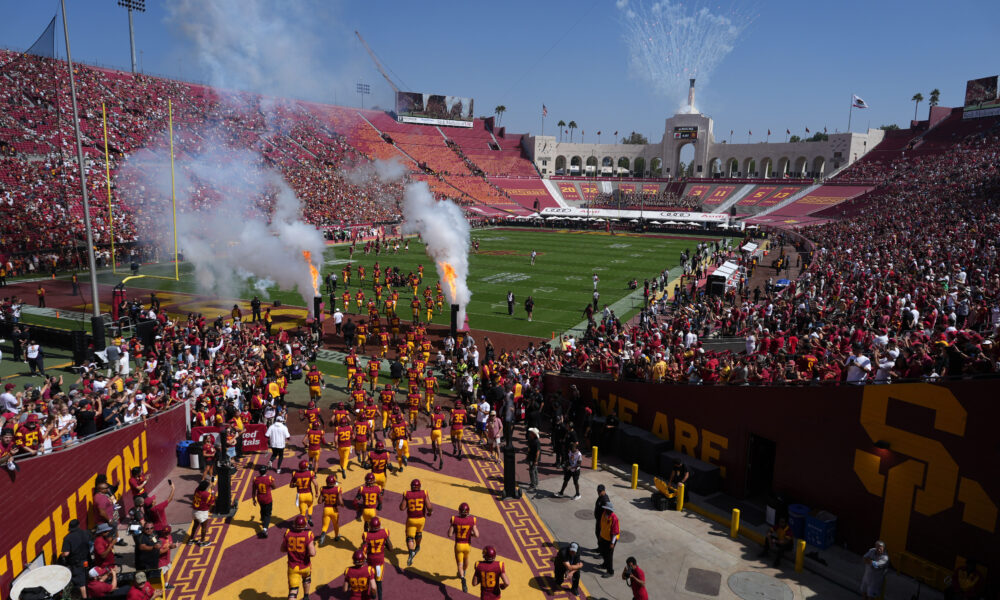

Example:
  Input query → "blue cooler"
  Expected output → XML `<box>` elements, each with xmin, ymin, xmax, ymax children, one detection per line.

<box><xmin>176</xmin><ymin>440</ymin><xmax>194</xmax><ymax>468</ymax></box>
<box><xmin>788</xmin><ymin>503</ymin><xmax>810</xmax><ymax>539</ymax></box>
<box><xmin>805</xmin><ymin>511</ymin><xmax>837</xmax><ymax>549</ymax></box>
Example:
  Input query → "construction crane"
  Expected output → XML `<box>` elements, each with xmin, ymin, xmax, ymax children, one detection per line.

<box><xmin>355</xmin><ymin>30</ymin><xmax>402</xmax><ymax>94</ymax></box>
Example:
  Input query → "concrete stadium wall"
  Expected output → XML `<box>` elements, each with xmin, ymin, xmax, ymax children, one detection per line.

<box><xmin>0</xmin><ymin>404</ymin><xmax>187</xmax><ymax>594</ymax></box>
<box><xmin>544</xmin><ymin>375</ymin><xmax>999</xmax><ymax>576</ymax></box>
<box><xmin>526</xmin><ymin>114</ymin><xmax>886</xmax><ymax>180</ymax></box>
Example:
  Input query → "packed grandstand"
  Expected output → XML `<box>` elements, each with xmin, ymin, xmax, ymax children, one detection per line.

<box><xmin>2</xmin><ymin>35</ymin><xmax>999</xmax><ymax>600</ymax></box>
<box><xmin>3</xmin><ymin>50</ymin><xmax>998</xmax><ymax>384</ymax></box>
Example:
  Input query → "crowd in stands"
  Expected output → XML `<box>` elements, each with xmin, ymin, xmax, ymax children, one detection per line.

<box><xmin>0</xmin><ymin>51</ymin><xmax>464</xmax><ymax>261</ymax></box>
<box><xmin>584</xmin><ymin>190</ymin><xmax>699</xmax><ymax>211</ymax></box>
<box><xmin>488</xmin><ymin>125</ymin><xmax>1000</xmax><ymax>384</ymax></box>
<box><xmin>2</xmin><ymin>302</ymin><xmax>320</xmax><ymax>464</ymax></box>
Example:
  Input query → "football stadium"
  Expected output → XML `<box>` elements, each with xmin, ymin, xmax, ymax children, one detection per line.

<box><xmin>1</xmin><ymin>2</ymin><xmax>998</xmax><ymax>600</ymax></box>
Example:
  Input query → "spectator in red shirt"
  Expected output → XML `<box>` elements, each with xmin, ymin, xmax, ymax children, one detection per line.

<box><xmin>125</xmin><ymin>570</ymin><xmax>161</xmax><ymax>599</ymax></box>
<box><xmin>92</xmin><ymin>523</ymin><xmax>119</xmax><ymax>570</ymax></box>
<box><xmin>622</xmin><ymin>557</ymin><xmax>648</xmax><ymax>600</ymax></box>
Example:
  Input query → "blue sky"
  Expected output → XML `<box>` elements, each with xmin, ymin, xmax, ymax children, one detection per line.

<box><xmin>2</xmin><ymin>0</ymin><xmax>998</xmax><ymax>143</ymax></box>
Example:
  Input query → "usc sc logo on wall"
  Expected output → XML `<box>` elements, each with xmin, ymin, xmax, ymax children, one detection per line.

<box><xmin>853</xmin><ymin>384</ymin><xmax>996</xmax><ymax>560</ymax></box>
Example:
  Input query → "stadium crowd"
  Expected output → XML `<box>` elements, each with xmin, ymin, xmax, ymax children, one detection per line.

<box><xmin>584</xmin><ymin>190</ymin><xmax>699</xmax><ymax>211</ymax></box>
<box><xmin>492</xmin><ymin>127</ymin><xmax>1000</xmax><ymax>385</ymax></box>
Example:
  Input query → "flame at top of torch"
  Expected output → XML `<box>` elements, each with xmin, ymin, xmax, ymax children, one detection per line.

<box><xmin>302</xmin><ymin>250</ymin><xmax>320</xmax><ymax>296</ymax></box>
<box><xmin>438</xmin><ymin>261</ymin><xmax>458</xmax><ymax>301</ymax></box>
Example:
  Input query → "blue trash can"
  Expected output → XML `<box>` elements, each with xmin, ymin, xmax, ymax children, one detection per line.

<box><xmin>805</xmin><ymin>511</ymin><xmax>837</xmax><ymax>549</ymax></box>
<box><xmin>176</xmin><ymin>440</ymin><xmax>193</xmax><ymax>468</ymax></box>
<box><xmin>788</xmin><ymin>503</ymin><xmax>809</xmax><ymax>539</ymax></box>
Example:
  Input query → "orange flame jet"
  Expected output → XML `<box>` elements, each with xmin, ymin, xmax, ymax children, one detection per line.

<box><xmin>438</xmin><ymin>261</ymin><xmax>458</xmax><ymax>299</ymax></box>
<box><xmin>302</xmin><ymin>250</ymin><xmax>320</xmax><ymax>296</ymax></box>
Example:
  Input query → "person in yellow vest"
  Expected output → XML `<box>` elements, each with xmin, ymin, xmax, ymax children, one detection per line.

<box><xmin>264</xmin><ymin>308</ymin><xmax>273</xmax><ymax>335</ymax></box>
<box><xmin>268</xmin><ymin>377</ymin><xmax>282</xmax><ymax>405</ymax></box>
<box><xmin>36</xmin><ymin>285</ymin><xmax>46</xmax><ymax>308</ymax></box>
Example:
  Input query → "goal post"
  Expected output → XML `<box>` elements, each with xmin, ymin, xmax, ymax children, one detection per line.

<box><xmin>102</xmin><ymin>99</ymin><xmax>179</xmax><ymax>282</ymax></box>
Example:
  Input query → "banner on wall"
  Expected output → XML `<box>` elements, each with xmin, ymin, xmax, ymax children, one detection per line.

<box><xmin>539</xmin><ymin>207</ymin><xmax>728</xmax><ymax>223</ymax></box>
<box><xmin>190</xmin><ymin>424</ymin><xmax>268</xmax><ymax>453</ymax></box>
<box><xmin>0</xmin><ymin>405</ymin><xmax>187</xmax><ymax>595</ymax></box>
<box><xmin>544</xmin><ymin>374</ymin><xmax>1000</xmax><ymax>575</ymax></box>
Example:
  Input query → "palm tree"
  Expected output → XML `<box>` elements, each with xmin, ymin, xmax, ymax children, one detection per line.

<box><xmin>556</xmin><ymin>120</ymin><xmax>566</xmax><ymax>142</ymax></box>
<box><xmin>911</xmin><ymin>93</ymin><xmax>923</xmax><ymax>121</ymax></box>
<box><xmin>928</xmin><ymin>89</ymin><xmax>940</xmax><ymax>108</ymax></box>
<box><xmin>494</xmin><ymin>105</ymin><xmax>506</xmax><ymax>126</ymax></box>
<box><xmin>568</xmin><ymin>121</ymin><xmax>577</xmax><ymax>142</ymax></box>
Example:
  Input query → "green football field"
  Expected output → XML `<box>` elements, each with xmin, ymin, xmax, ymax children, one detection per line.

<box><xmin>93</xmin><ymin>228</ymin><xmax>719</xmax><ymax>337</ymax></box>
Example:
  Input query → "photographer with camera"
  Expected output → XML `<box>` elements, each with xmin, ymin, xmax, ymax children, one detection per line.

<box><xmin>86</xmin><ymin>565</ymin><xmax>129</xmax><ymax>599</ymax></box>
<box><xmin>93</xmin><ymin>523</ymin><xmax>119</xmax><ymax>570</ymax></box>
<box><xmin>621</xmin><ymin>557</ymin><xmax>648</xmax><ymax>600</ymax></box>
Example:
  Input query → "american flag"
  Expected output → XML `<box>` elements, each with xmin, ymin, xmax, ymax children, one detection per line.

<box><xmin>542</xmin><ymin>104</ymin><xmax>548</xmax><ymax>117</ymax></box>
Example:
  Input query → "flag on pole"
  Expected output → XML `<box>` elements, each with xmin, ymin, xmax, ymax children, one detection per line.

<box><xmin>597</xmin><ymin>131</ymin><xmax>601</xmax><ymax>135</ymax></box>
<box><xmin>542</xmin><ymin>104</ymin><xmax>548</xmax><ymax>117</ymax></box>
<box><xmin>805</xmin><ymin>127</ymin><xmax>810</xmax><ymax>133</ymax></box>
<box><xmin>785</xmin><ymin>129</ymin><xmax>790</xmax><ymax>134</ymax></box>
<box><xmin>767</xmin><ymin>129</ymin><xmax>771</xmax><ymax>136</ymax></box>
<box><xmin>852</xmin><ymin>94</ymin><xmax>869</xmax><ymax>109</ymax></box>
<box><xmin>748</xmin><ymin>130</ymin><xmax>752</xmax><ymax>136</ymax></box>
<box><xmin>614</xmin><ymin>131</ymin><xmax>618</xmax><ymax>136</ymax></box>
<box><xmin>824</xmin><ymin>126</ymin><xmax>828</xmax><ymax>133</ymax></box>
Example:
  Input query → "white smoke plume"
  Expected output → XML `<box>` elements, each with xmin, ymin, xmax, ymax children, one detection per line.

<box><xmin>342</xmin><ymin>158</ymin><xmax>408</xmax><ymax>187</ymax></box>
<box><xmin>400</xmin><ymin>182</ymin><xmax>472</xmax><ymax>325</ymax></box>
<box><xmin>116</xmin><ymin>131</ymin><xmax>324</xmax><ymax>312</ymax></box>
<box><xmin>619</xmin><ymin>0</ymin><xmax>752</xmax><ymax>111</ymax></box>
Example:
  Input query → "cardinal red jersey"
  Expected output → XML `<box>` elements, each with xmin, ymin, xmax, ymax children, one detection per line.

<box><xmin>306</xmin><ymin>429</ymin><xmax>325</xmax><ymax>451</ymax></box>
<box><xmin>451</xmin><ymin>408</ymin><xmax>468</xmax><ymax>431</ymax></box>
<box><xmin>358</xmin><ymin>485</ymin><xmax>381</xmax><ymax>510</ymax></box>
<box><xmin>369</xmin><ymin>450</ymin><xmax>389</xmax><ymax>475</ymax></box>
<box><xmin>192</xmin><ymin>489</ymin><xmax>215</xmax><ymax>511</ymax></box>
<box><xmin>291</xmin><ymin>469</ymin><xmax>315</xmax><ymax>493</ymax></box>
<box><xmin>353</xmin><ymin>421</ymin><xmax>370</xmax><ymax>443</ymax></box>
<box><xmin>253</xmin><ymin>474</ymin><xmax>275</xmax><ymax>504</ymax></box>
<box><xmin>362</xmin><ymin>528</ymin><xmax>390</xmax><ymax>565</ymax></box>
<box><xmin>282</xmin><ymin>529</ymin><xmax>315</xmax><ymax>568</ymax></box>
<box><xmin>431</xmin><ymin>413</ymin><xmax>445</xmax><ymax>430</ymax></box>
<box><xmin>380</xmin><ymin>389</ymin><xmax>395</xmax><ymax>407</ymax></box>
<box><xmin>475</xmin><ymin>560</ymin><xmax>506</xmax><ymax>600</ymax></box>
<box><xmin>344</xmin><ymin>565</ymin><xmax>375</xmax><ymax>600</ymax></box>
<box><xmin>390</xmin><ymin>421</ymin><xmax>408</xmax><ymax>442</ymax></box>
<box><xmin>451</xmin><ymin>515</ymin><xmax>476</xmax><ymax>543</ymax></box>
<box><xmin>404</xmin><ymin>490</ymin><xmax>428</xmax><ymax>519</ymax></box>
<box><xmin>305</xmin><ymin>372</ymin><xmax>322</xmax><ymax>387</ymax></box>
<box><xmin>320</xmin><ymin>484</ymin><xmax>342</xmax><ymax>507</ymax></box>
<box><xmin>335</xmin><ymin>425</ymin><xmax>353</xmax><ymax>448</ymax></box>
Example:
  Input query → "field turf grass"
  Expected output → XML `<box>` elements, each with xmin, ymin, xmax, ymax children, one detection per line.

<box><xmin>92</xmin><ymin>228</ymin><xmax>718</xmax><ymax>337</ymax></box>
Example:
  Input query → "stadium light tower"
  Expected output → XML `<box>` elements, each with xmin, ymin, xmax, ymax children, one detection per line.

<box><xmin>117</xmin><ymin>0</ymin><xmax>145</xmax><ymax>74</ymax></box>
<box><xmin>357</xmin><ymin>82</ymin><xmax>370</xmax><ymax>110</ymax></box>
<box><xmin>61</xmin><ymin>0</ymin><xmax>104</xmax><ymax>347</ymax></box>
